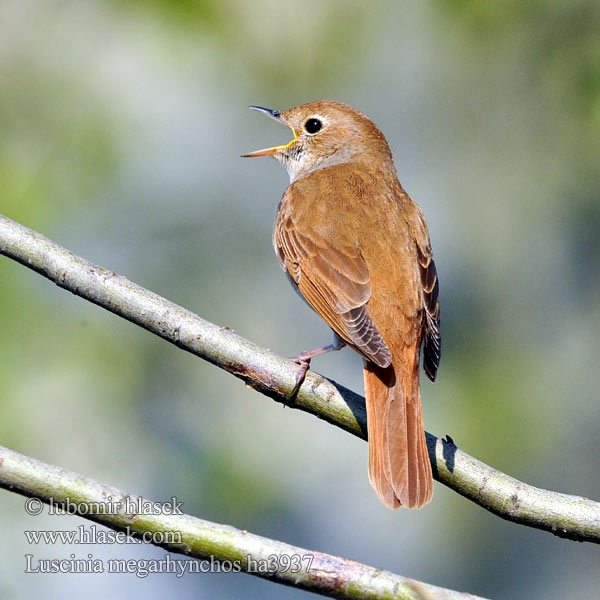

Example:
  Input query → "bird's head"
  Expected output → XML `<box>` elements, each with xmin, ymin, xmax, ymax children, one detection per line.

<box><xmin>242</xmin><ymin>101</ymin><xmax>395</xmax><ymax>182</ymax></box>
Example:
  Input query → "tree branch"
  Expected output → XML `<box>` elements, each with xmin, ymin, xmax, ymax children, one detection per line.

<box><xmin>1</xmin><ymin>213</ymin><xmax>599</xmax><ymax>544</ymax></box>
<box><xmin>0</xmin><ymin>445</ymin><xmax>485</xmax><ymax>600</ymax></box>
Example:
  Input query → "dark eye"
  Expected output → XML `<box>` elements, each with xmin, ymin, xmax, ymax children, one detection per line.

<box><xmin>304</xmin><ymin>118</ymin><xmax>322</xmax><ymax>134</ymax></box>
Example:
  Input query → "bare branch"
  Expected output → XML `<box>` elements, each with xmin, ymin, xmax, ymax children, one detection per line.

<box><xmin>0</xmin><ymin>445</ymin><xmax>485</xmax><ymax>600</ymax></box>
<box><xmin>1</xmin><ymin>213</ymin><xmax>599</xmax><ymax>544</ymax></box>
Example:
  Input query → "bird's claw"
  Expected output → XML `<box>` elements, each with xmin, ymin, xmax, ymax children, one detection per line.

<box><xmin>289</xmin><ymin>355</ymin><xmax>312</xmax><ymax>398</ymax></box>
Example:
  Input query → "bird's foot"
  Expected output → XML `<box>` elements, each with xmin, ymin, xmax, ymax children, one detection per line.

<box><xmin>289</xmin><ymin>353</ymin><xmax>313</xmax><ymax>398</ymax></box>
<box><xmin>288</xmin><ymin>339</ymin><xmax>345</xmax><ymax>398</ymax></box>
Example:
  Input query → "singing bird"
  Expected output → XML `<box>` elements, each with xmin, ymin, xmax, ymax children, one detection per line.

<box><xmin>243</xmin><ymin>101</ymin><xmax>440</xmax><ymax>509</ymax></box>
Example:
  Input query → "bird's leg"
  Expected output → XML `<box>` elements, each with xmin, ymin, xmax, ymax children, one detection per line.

<box><xmin>289</xmin><ymin>335</ymin><xmax>346</xmax><ymax>397</ymax></box>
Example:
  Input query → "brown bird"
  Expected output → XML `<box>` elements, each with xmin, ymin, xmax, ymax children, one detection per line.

<box><xmin>243</xmin><ymin>101</ymin><xmax>440</xmax><ymax>509</ymax></box>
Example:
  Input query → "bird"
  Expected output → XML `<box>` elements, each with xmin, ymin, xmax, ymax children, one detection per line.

<box><xmin>242</xmin><ymin>101</ymin><xmax>440</xmax><ymax>509</ymax></box>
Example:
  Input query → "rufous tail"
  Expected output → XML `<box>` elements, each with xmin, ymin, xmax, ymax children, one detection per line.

<box><xmin>363</xmin><ymin>355</ymin><xmax>433</xmax><ymax>509</ymax></box>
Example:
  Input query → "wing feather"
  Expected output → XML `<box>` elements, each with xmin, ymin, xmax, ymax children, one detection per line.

<box><xmin>274</xmin><ymin>208</ymin><xmax>391</xmax><ymax>368</ymax></box>
<box><xmin>417</xmin><ymin>247</ymin><xmax>441</xmax><ymax>381</ymax></box>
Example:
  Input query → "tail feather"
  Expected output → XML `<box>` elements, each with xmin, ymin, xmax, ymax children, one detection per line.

<box><xmin>366</xmin><ymin>370</ymin><xmax>400</xmax><ymax>508</ymax></box>
<box><xmin>363</xmin><ymin>358</ymin><xmax>433</xmax><ymax>509</ymax></box>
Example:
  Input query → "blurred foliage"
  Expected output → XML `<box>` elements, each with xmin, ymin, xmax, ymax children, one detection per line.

<box><xmin>440</xmin><ymin>0</ymin><xmax>600</xmax><ymax>157</ymax></box>
<box><xmin>425</xmin><ymin>0</ymin><xmax>600</xmax><ymax>487</ymax></box>
<box><xmin>0</xmin><ymin>1</ymin><xmax>599</xmax><ymax>599</ymax></box>
<box><xmin>0</xmin><ymin>56</ymin><xmax>120</xmax><ymax>220</ymax></box>
<box><xmin>110</xmin><ymin>0</ymin><xmax>371</xmax><ymax>96</ymax></box>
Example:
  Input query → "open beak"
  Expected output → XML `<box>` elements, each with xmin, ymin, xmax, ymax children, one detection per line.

<box><xmin>241</xmin><ymin>106</ymin><xmax>297</xmax><ymax>158</ymax></box>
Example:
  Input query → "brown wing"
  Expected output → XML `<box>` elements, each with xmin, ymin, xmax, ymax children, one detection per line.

<box><xmin>417</xmin><ymin>245</ymin><xmax>441</xmax><ymax>382</ymax></box>
<box><xmin>274</xmin><ymin>202</ymin><xmax>391</xmax><ymax>369</ymax></box>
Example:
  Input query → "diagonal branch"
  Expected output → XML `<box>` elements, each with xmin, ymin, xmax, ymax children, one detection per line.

<box><xmin>0</xmin><ymin>445</ymin><xmax>486</xmax><ymax>600</ymax></box>
<box><xmin>1</xmin><ymin>213</ymin><xmax>599</xmax><ymax>544</ymax></box>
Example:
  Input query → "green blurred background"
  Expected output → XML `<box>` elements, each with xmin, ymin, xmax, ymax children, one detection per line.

<box><xmin>1</xmin><ymin>1</ymin><xmax>599</xmax><ymax>598</ymax></box>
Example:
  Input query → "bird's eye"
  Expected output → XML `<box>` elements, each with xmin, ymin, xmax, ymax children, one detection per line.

<box><xmin>304</xmin><ymin>118</ymin><xmax>323</xmax><ymax>134</ymax></box>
